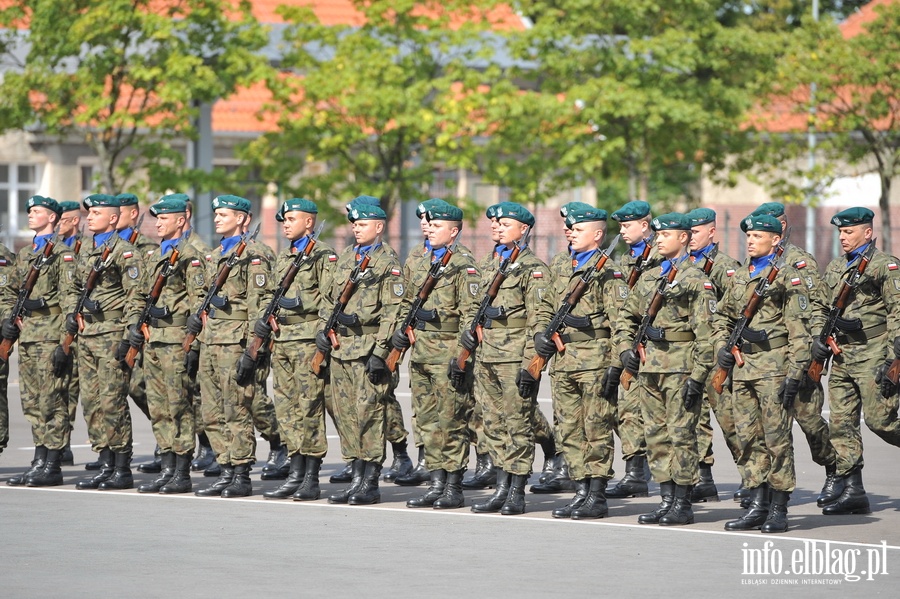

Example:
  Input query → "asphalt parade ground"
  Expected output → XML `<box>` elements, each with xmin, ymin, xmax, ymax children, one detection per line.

<box><xmin>2</xmin><ymin>354</ymin><xmax>899</xmax><ymax>597</ymax></box>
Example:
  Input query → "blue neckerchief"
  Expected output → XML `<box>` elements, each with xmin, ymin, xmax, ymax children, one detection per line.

<box><xmin>571</xmin><ymin>249</ymin><xmax>598</xmax><ymax>271</ymax></box>
<box><xmin>423</xmin><ymin>239</ymin><xmax>432</xmax><ymax>253</ymax></box>
<box><xmin>355</xmin><ymin>243</ymin><xmax>381</xmax><ymax>263</ymax></box>
<box><xmin>660</xmin><ymin>254</ymin><xmax>689</xmax><ymax>276</ymax></box>
<box><xmin>160</xmin><ymin>238</ymin><xmax>179</xmax><ymax>256</ymax></box>
<box><xmin>749</xmin><ymin>254</ymin><xmax>774</xmax><ymax>279</ymax></box>
<box><xmin>63</xmin><ymin>235</ymin><xmax>77</xmax><ymax>248</ymax></box>
<box><xmin>690</xmin><ymin>243</ymin><xmax>715</xmax><ymax>263</ymax></box>
<box><xmin>117</xmin><ymin>228</ymin><xmax>134</xmax><ymax>242</ymax></box>
<box><xmin>630</xmin><ymin>239</ymin><xmax>647</xmax><ymax>258</ymax></box>
<box><xmin>497</xmin><ymin>245</ymin><xmax>515</xmax><ymax>261</ymax></box>
<box><xmin>93</xmin><ymin>230</ymin><xmax>116</xmax><ymax>248</ymax></box>
<box><xmin>846</xmin><ymin>242</ymin><xmax>871</xmax><ymax>266</ymax></box>
<box><xmin>33</xmin><ymin>233</ymin><xmax>54</xmax><ymax>252</ymax></box>
<box><xmin>292</xmin><ymin>235</ymin><xmax>310</xmax><ymax>253</ymax></box>
<box><xmin>220</xmin><ymin>235</ymin><xmax>241</xmax><ymax>255</ymax></box>
<box><xmin>432</xmin><ymin>246</ymin><xmax>448</xmax><ymax>262</ymax></box>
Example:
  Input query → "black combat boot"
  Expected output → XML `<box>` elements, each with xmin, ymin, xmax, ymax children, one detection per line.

<box><xmin>8</xmin><ymin>446</ymin><xmax>48</xmax><ymax>486</ymax></box>
<box><xmin>553</xmin><ymin>478</ymin><xmax>590</xmax><ymax>519</ymax></box>
<box><xmin>530</xmin><ymin>456</ymin><xmax>575</xmax><ymax>493</ymax></box>
<box><xmin>407</xmin><ymin>469</ymin><xmax>446</xmax><ymax>508</ymax></box>
<box><xmin>160</xmin><ymin>453</ymin><xmax>193</xmax><ymax>494</ymax></box>
<box><xmin>84</xmin><ymin>459</ymin><xmax>101</xmax><ymax>471</ymax></box>
<box><xmin>293</xmin><ymin>456</ymin><xmax>322</xmax><ymax>501</ymax></box>
<box><xmin>607</xmin><ymin>455</ymin><xmax>650</xmax><ymax>499</ymax></box>
<box><xmin>204</xmin><ymin>461</ymin><xmax>222</xmax><ymax>477</ymax></box>
<box><xmin>500</xmin><ymin>474</ymin><xmax>528</xmax><ymax>515</ymax></box>
<box><xmin>221</xmin><ymin>463</ymin><xmax>252</xmax><ymax>498</ymax></box>
<box><xmin>462</xmin><ymin>452</ymin><xmax>497</xmax><ymax>490</ymax></box>
<box><xmin>26</xmin><ymin>449</ymin><xmax>64</xmax><ymax>487</ymax></box>
<box><xmin>261</xmin><ymin>437</ymin><xmax>288</xmax><ymax>481</ymax></box>
<box><xmin>195</xmin><ymin>464</ymin><xmax>235</xmax><ymax>497</ymax></box>
<box><xmin>382</xmin><ymin>441</ymin><xmax>414</xmax><ymax>483</ymax></box>
<box><xmin>394</xmin><ymin>446</ymin><xmax>429</xmax><ymax>486</ymax></box>
<box><xmin>60</xmin><ymin>444</ymin><xmax>74</xmax><ymax>467</ymax></box>
<box><xmin>433</xmin><ymin>469</ymin><xmax>465</xmax><ymax>509</ymax></box>
<box><xmin>349</xmin><ymin>461</ymin><xmax>382</xmax><ymax>505</ymax></box>
<box><xmin>733</xmin><ymin>484</ymin><xmax>750</xmax><ymax>502</ymax></box>
<box><xmin>822</xmin><ymin>468</ymin><xmax>871</xmax><ymax>515</ymax></box>
<box><xmin>572</xmin><ymin>478</ymin><xmax>610</xmax><ymax>520</ymax></box>
<box><xmin>691</xmin><ymin>463</ymin><xmax>719</xmax><ymax>502</ymax></box>
<box><xmin>638</xmin><ymin>481</ymin><xmax>676</xmax><ymax>524</ymax></box>
<box><xmin>328</xmin><ymin>459</ymin><xmax>365</xmax><ymax>504</ymax></box>
<box><xmin>538</xmin><ymin>453</ymin><xmax>562</xmax><ymax>484</ymax></box>
<box><xmin>816</xmin><ymin>463</ymin><xmax>845</xmax><ymax>508</ymax></box>
<box><xmin>98</xmin><ymin>450</ymin><xmax>133</xmax><ymax>490</ymax></box>
<box><xmin>76</xmin><ymin>448</ymin><xmax>114</xmax><ymax>489</ymax></box>
<box><xmin>761</xmin><ymin>490</ymin><xmax>790</xmax><ymax>533</ymax></box>
<box><xmin>191</xmin><ymin>434</ymin><xmax>216</xmax><ymax>472</ymax></box>
<box><xmin>660</xmin><ymin>484</ymin><xmax>695</xmax><ymax>526</ymax></box>
<box><xmin>138</xmin><ymin>452</ymin><xmax>176</xmax><ymax>493</ymax></box>
<box><xmin>264</xmin><ymin>454</ymin><xmax>305</xmax><ymax>499</ymax></box>
<box><xmin>725</xmin><ymin>484</ymin><xmax>770</xmax><ymax>531</ymax></box>
<box><xmin>471</xmin><ymin>470</ymin><xmax>510</xmax><ymax>513</ymax></box>
<box><xmin>329</xmin><ymin>461</ymin><xmax>354</xmax><ymax>484</ymax></box>
<box><xmin>137</xmin><ymin>444</ymin><xmax>162</xmax><ymax>473</ymax></box>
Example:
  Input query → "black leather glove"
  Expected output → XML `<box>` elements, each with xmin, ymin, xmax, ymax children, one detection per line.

<box><xmin>315</xmin><ymin>330</ymin><xmax>332</xmax><ymax>353</ymax></box>
<box><xmin>811</xmin><ymin>337</ymin><xmax>833</xmax><ymax>363</ymax></box>
<box><xmin>184</xmin><ymin>348</ymin><xmax>199</xmax><ymax>378</ymax></box>
<box><xmin>64</xmin><ymin>313</ymin><xmax>79</xmax><ymax>336</ymax></box>
<box><xmin>127</xmin><ymin>325</ymin><xmax>144</xmax><ymax>349</ymax></box>
<box><xmin>533</xmin><ymin>332</ymin><xmax>557</xmax><ymax>359</ymax></box>
<box><xmin>516</xmin><ymin>368</ymin><xmax>538</xmax><ymax>398</ymax></box>
<box><xmin>51</xmin><ymin>345</ymin><xmax>71</xmax><ymax>378</ymax></box>
<box><xmin>876</xmin><ymin>359</ymin><xmax>898</xmax><ymax>398</ymax></box>
<box><xmin>234</xmin><ymin>350</ymin><xmax>257</xmax><ymax>386</ymax></box>
<box><xmin>460</xmin><ymin>329</ymin><xmax>478</xmax><ymax>352</ymax></box>
<box><xmin>1</xmin><ymin>318</ymin><xmax>18</xmax><ymax>341</ymax></box>
<box><xmin>186</xmin><ymin>313</ymin><xmax>203</xmax><ymax>336</ymax></box>
<box><xmin>600</xmin><ymin>366</ymin><xmax>622</xmax><ymax>400</ymax></box>
<box><xmin>447</xmin><ymin>359</ymin><xmax>468</xmax><ymax>392</ymax></box>
<box><xmin>365</xmin><ymin>355</ymin><xmax>389</xmax><ymax>384</ymax></box>
<box><xmin>114</xmin><ymin>339</ymin><xmax>130</xmax><ymax>365</ymax></box>
<box><xmin>620</xmin><ymin>349</ymin><xmax>640</xmax><ymax>374</ymax></box>
<box><xmin>716</xmin><ymin>347</ymin><xmax>736</xmax><ymax>370</ymax></box>
<box><xmin>253</xmin><ymin>318</ymin><xmax>271</xmax><ymax>340</ymax></box>
<box><xmin>778</xmin><ymin>377</ymin><xmax>801</xmax><ymax>411</ymax></box>
<box><xmin>682</xmin><ymin>378</ymin><xmax>704</xmax><ymax>410</ymax></box>
<box><xmin>390</xmin><ymin>328</ymin><xmax>411</xmax><ymax>351</ymax></box>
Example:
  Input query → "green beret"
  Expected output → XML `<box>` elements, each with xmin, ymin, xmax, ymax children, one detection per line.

<box><xmin>485</xmin><ymin>203</ymin><xmax>502</xmax><ymax>220</ymax></box>
<box><xmin>415</xmin><ymin>198</ymin><xmax>445</xmax><ymax>219</ymax></box>
<box><xmin>559</xmin><ymin>201</ymin><xmax>594</xmax><ymax>218</ymax></box>
<box><xmin>348</xmin><ymin>204</ymin><xmax>387</xmax><ymax>222</ymax></box>
<box><xmin>565</xmin><ymin>206</ymin><xmax>608</xmax><ymax>228</ymax></box>
<box><xmin>161</xmin><ymin>193</ymin><xmax>191</xmax><ymax>204</ymax></box>
<box><xmin>26</xmin><ymin>195</ymin><xmax>61</xmax><ymax>216</ymax></box>
<box><xmin>149</xmin><ymin>196</ymin><xmax>188</xmax><ymax>216</ymax></box>
<box><xmin>57</xmin><ymin>201</ymin><xmax>82</xmax><ymax>214</ymax></box>
<box><xmin>686</xmin><ymin>208</ymin><xmax>716</xmax><ymax>226</ymax></box>
<box><xmin>426</xmin><ymin>201</ymin><xmax>463</xmax><ymax>222</ymax></box>
<box><xmin>611</xmin><ymin>200</ymin><xmax>651</xmax><ymax>222</ymax></box>
<box><xmin>494</xmin><ymin>202</ymin><xmax>535</xmax><ymax>227</ymax></box>
<box><xmin>751</xmin><ymin>202</ymin><xmax>785</xmax><ymax>218</ymax></box>
<box><xmin>651</xmin><ymin>212</ymin><xmax>691</xmax><ymax>231</ymax></box>
<box><xmin>346</xmin><ymin>195</ymin><xmax>381</xmax><ymax>212</ymax></box>
<box><xmin>831</xmin><ymin>207</ymin><xmax>875</xmax><ymax>227</ymax></box>
<box><xmin>116</xmin><ymin>193</ymin><xmax>139</xmax><ymax>207</ymax></box>
<box><xmin>83</xmin><ymin>194</ymin><xmax>120</xmax><ymax>209</ymax></box>
<box><xmin>212</xmin><ymin>194</ymin><xmax>251</xmax><ymax>214</ymax></box>
<box><xmin>276</xmin><ymin>198</ymin><xmax>318</xmax><ymax>222</ymax></box>
<box><xmin>740</xmin><ymin>214</ymin><xmax>783</xmax><ymax>233</ymax></box>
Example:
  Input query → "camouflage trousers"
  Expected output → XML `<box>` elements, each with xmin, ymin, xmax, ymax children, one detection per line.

<box><xmin>143</xmin><ymin>341</ymin><xmax>195</xmax><ymax>456</ymax></box>
<box><xmin>791</xmin><ymin>380</ymin><xmax>835</xmax><ymax>468</ymax></box>
<box><xmin>409</xmin><ymin>361</ymin><xmax>469</xmax><ymax>472</ymax></box>
<box><xmin>128</xmin><ymin>361</ymin><xmax>151</xmax><ymax>421</ymax></box>
<box><xmin>272</xmin><ymin>340</ymin><xmax>327</xmax><ymax>458</ymax></box>
<box><xmin>329</xmin><ymin>356</ymin><xmax>393</xmax><ymax>464</ymax></box>
<box><xmin>0</xmin><ymin>356</ymin><xmax>8</xmax><ymax>452</ymax></box>
<box><xmin>199</xmin><ymin>343</ymin><xmax>256</xmax><ymax>466</ymax></box>
<box><xmin>829</xmin><ymin>347</ymin><xmax>900</xmax><ymax>476</ymax></box>
<box><xmin>474</xmin><ymin>360</ymin><xmax>538</xmax><ymax>476</ymax></box>
<box><xmin>18</xmin><ymin>341</ymin><xmax>70</xmax><ymax>450</ymax></box>
<box><xmin>551</xmin><ymin>368</ymin><xmax>616</xmax><ymax>481</ymax></box>
<box><xmin>188</xmin><ymin>362</ymin><xmax>203</xmax><ymax>436</ymax></box>
<box><xmin>615</xmin><ymin>383</ymin><xmax>647</xmax><ymax>460</ymax></box>
<box><xmin>385</xmin><ymin>386</ymin><xmax>409</xmax><ymax>446</ymax></box>
<box><xmin>250</xmin><ymin>349</ymin><xmax>279</xmax><ymax>443</ymax></box>
<box><xmin>637</xmin><ymin>372</ymin><xmax>700</xmax><ymax>486</ymax></box>
<box><xmin>696</xmin><ymin>382</ymin><xmax>741</xmax><ymax>468</ymax></box>
<box><xmin>77</xmin><ymin>333</ymin><xmax>133</xmax><ymax>453</ymax></box>
<box><xmin>466</xmin><ymin>393</ymin><xmax>487</xmax><ymax>453</ymax></box>
<box><xmin>731</xmin><ymin>375</ymin><xmax>795</xmax><ymax>492</ymax></box>
<box><xmin>64</xmin><ymin>346</ymin><xmax>79</xmax><ymax>434</ymax></box>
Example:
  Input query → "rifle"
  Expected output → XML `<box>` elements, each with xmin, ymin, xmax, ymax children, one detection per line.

<box><xmin>701</xmin><ymin>242</ymin><xmax>719</xmax><ymax>276</ymax></box>
<box><xmin>455</xmin><ymin>228</ymin><xmax>532</xmax><ymax>370</ymax></box>
<box><xmin>73</xmin><ymin>226</ymin><xmax>84</xmax><ymax>255</ymax></box>
<box><xmin>525</xmin><ymin>234</ymin><xmax>621</xmax><ymax>380</ymax></box>
<box><xmin>626</xmin><ymin>233</ymin><xmax>655</xmax><ymax>289</ymax></box>
<box><xmin>127</xmin><ymin>213</ymin><xmax>145</xmax><ymax>245</ymax></box>
<box><xmin>311</xmin><ymin>246</ymin><xmax>373</xmax><ymax>375</ymax></box>
<box><xmin>710</xmin><ymin>233</ymin><xmax>791</xmax><ymax>394</ymax></box>
<box><xmin>182</xmin><ymin>223</ymin><xmax>260</xmax><ymax>353</ymax></box>
<box><xmin>124</xmin><ymin>235</ymin><xmax>184</xmax><ymax>369</ymax></box>
<box><xmin>0</xmin><ymin>227</ymin><xmax>61</xmax><ymax>361</ymax></box>
<box><xmin>385</xmin><ymin>235</ymin><xmax>460</xmax><ymax>373</ymax></box>
<box><xmin>61</xmin><ymin>236</ymin><xmax>117</xmax><ymax>357</ymax></box>
<box><xmin>246</xmin><ymin>221</ymin><xmax>325</xmax><ymax>362</ymax></box>
<box><xmin>620</xmin><ymin>260</ymin><xmax>680</xmax><ymax>391</ymax></box>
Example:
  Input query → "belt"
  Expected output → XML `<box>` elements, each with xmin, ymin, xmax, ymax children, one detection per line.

<box><xmin>82</xmin><ymin>310</ymin><xmax>124</xmax><ymax>324</ymax></box>
<box><xmin>208</xmin><ymin>310</ymin><xmax>248</xmax><ymax>321</ymax></box>
<box><xmin>648</xmin><ymin>331</ymin><xmax>696</xmax><ymax>343</ymax></box>
<box><xmin>150</xmin><ymin>315</ymin><xmax>188</xmax><ymax>328</ymax></box>
<box><xmin>740</xmin><ymin>336</ymin><xmax>788</xmax><ymax>354</ymax></box>
<box><xmin>560</xmin><ymin>329</ymin><xmax>611</xmax><ymax>343</ymax></box>
<box><xmin>278</xmin><ymin>313</ymin><xmax>319</xmax><ymax>325</ymax></box>
<box><xmin>835</xmin><ymin>322</ymin><xmax>888</xmax><ymax>345</ymax></box>
<box><xmin>337</xmin><ymin>324</ymin><xmax>380</xmax><ymax>336</ymax></box>
<box><xmin>26</xmin><ymin>306</ymin><xmax>62</xmax><ymax>318</ymax></box>
<box><xmin>485</xmin><ymin>318</ymin><xmax>527</xmax><ymax>329</ymax></box>
<box><xmin>417</xmin><ymin>318</ymin><xmax>460</xmax><ymax>332</ymax></box>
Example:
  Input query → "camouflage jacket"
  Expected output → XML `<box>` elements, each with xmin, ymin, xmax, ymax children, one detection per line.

<box><xmin>15</xmin><ymin>239</ymin><xmax>71</xmax><ymax>344</ymax></box>
<box><xmin>142</xmin><ymin>241</ymin><xmax>209</xmax><ymax>345</ymax></box>
<box><xmin>0</xmin><ymin>244</ymin><xmax>18</xmax><ymax>319</ymax></box>
<box><xmin>619</xmin><ymin>241</ymin><xmax>662</xmax><ymax>289</ymax></box>
<box><xmin>691</xmin><ymin>248</ymin><xmax>741</xmax><ymax>301</ymax></box>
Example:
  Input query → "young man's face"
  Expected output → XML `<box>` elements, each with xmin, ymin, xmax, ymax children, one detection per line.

<box><xmin>155</xmin><ymin>213</ymin><xmax>186</xmax><ymax>240</ymax></box>
<box><xmin>86</xmin><ymin>207</ymin><xmax>119</xmax><ymax>233</ymax></box>
<box><xmin>656</xmin><ymin>229</ymin><xmax>688</xmax><ymax>259</ymax></box>
<box><xmin>213</xmin><ymin>208</ymin><xmax>245</xmax><ymax>237</ymax></box>
<box><xmin>27</xmin><ymin>206</ymin><xmax>57</xmax><ymax>234</ymax></box>
<box><xmin>746</xmin><ymin>231</ymin><xmax>781</xmax><ymax>258</ymax></box>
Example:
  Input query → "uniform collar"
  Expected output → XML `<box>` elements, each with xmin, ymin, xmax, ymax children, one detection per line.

<box><xmin>219</xmin><ymin>235</ymin><xmax>242</xmax><ymax>254</ymax></box>
<box><xmin>292</xmin><ymin>235</ymin><xmax>311</xmax><ymax>253</ymax></box>
<box><xmin>93</xmin><ymin>230</ymin><xmax>116</xmax><ymax>248</ymax></box>
<box><xmin>749</xmin><ymin>253</ymin><xmax>774</xmax><ymax>279</ymax></box>
<box><xmin>160</xmin><ymin>238</ymin><xmax>179</xmax><ymax>256</ymax></box>
<box><xmin>32</xmin><ymin>233</ymin><xmax>54</xmax><ymax>252</ymax></box>
<box><xmin>630</xmin><ymin>239</ymin><xmax>647</xmax><ymax>258</ymax></box>
<box><xmin>571</xmin><ymin>248</ymin><xmax>597</xmax><ymax>271</ymax></box>
<box><xmin>690</xmin><ymin>242</ymin><xmax>715</xmax><ymax>262</ymax></box>
<box><xmin>117</xmin><ymin>227</ymin><xmax>134</xmax><ymax>242</ymax></box>
<box><xmin>846</xmin><ymin>241</ymin><xmax>872</xmax><ymax>266</ymax></box>
<box><xmin>660</xmin><ymin>254</ymin><xmax>688</xmax><ymax>276</ymax></box>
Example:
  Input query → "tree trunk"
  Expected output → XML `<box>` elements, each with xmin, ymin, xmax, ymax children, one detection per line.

<box><xmin>880</xmin><ymin>171</ymin><xmax>893</xmax><ymax>255</ymax></box>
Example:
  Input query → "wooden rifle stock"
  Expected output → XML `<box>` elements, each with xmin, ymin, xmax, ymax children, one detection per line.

<box><xmin>125</xmin><ymin>245</ymin><xmax>180</xmax><ymax>368</ymax></box>
<box><xmin>312</xmin><ymin>251</ymin><xmax>371</xmax><ymax>375</ymax></box>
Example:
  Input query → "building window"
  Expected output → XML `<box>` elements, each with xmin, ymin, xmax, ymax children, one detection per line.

<box><xmin>0</xmin><ymin>163</ymin><xmax>40</xmax><ymax>249</ymax></box>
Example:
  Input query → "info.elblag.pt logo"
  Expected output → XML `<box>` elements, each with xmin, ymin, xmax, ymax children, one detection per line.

<box><xmin>741</xmin><ymin>540</ymin><xmax>890</xmax><ymax>585</ymax></box>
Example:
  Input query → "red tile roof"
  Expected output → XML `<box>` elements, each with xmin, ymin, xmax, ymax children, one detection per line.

<box><xmin>840</xmin><ymin>0</ymin><xmax>894</xmax><ymax>39</ymax></box>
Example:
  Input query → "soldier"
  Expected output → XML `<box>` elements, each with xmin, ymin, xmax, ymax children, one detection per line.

<box><xmin>606</xmin><ymin>200</ymin><xmax>658</xmax><ymax>500</ymax></box>
<box><xmin>611</xmin><ymin>213</ymin><xmax>715</xmax><ymax>526</ymax></box>
<box><xmin>256</xmin><ymin>198</ymin><xmax>336</xmax><ymax>500</ymax></box>
<box><xmin>188</xmin><ymin>195</ymin><xmax>270</xmax><ymax>498</ymax></box>
<box><xmin>390</xmin><ymin>200</ymin><xmax>480</xmax><ymax>508</ymax></box>
<box><xmin>685</xmin><ymin>207</ymin><xmax>741</xmax><ymax>504</ymax></box>
<box><xmin>3</xmin><ymin>196</ymin><xmax>70</xmax><ymax>487</ymax></box>
<box><xmin>714</xmin><ymin>214</ymin><xmax>822</xmax><ymax>534</ymax></box>
<box><xmin>56</xmin><ymin>200</ymin><xmax>83</xmax><ymax>467</ymax></box>
<box><xmin>460</xmin><ymin>202</ymin><xmax>554</xmax><ymax>515</ymax></box>
<box><xmin>58</xmin><ymin>193</ymin><xmax>143</xmax><ymax>490</ymax></box>
<box><xmin>812</xmin><ymin>207</ymin><xmax>900</xmax><ymax>515</ymax></box>
<box><xmin>317</xmin><ymin>201</ymin><xmax>404</xmax><ymax>505</ymax></box>
<box><xmin>0</xmin><ymin>235</ymin><xmax>15</xmax><ymax>461</ymax></box>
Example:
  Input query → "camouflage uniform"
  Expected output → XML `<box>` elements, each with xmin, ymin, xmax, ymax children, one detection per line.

<box><xmin>60</xmin><ymin>236</ymin><xmax>81</xmax><ymax>444</ymax></box>
<box><xmin>246</xmin><ymin>238</ymin><xmax>279</xmax><ymax>447</ymax></box>
<box><xmin>183</xmin><ymin>229</ymin><xmax>212</xmax><ymax>441</ymax></box>
<box><xmin>121</xmin><ymin>227</ymin><xmax>158</xmax><ymax>423</ymax></box>
<box><xmin>0</xmin><ymin>245</ymin><xmax>18</xmax><ymax>455</ymax></box>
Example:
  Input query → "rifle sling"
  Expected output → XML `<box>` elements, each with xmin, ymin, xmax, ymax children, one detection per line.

<box><xmin>278</xmin><ymin>313</ymin><xmax>319</xmax><ymax>325</ymax></box>
<box><xmin>739</xmin><ymin>336</ymin><xmax>788</xmax><ymax>355</ymax></box>
<box><xmin>82</xmin><ymin>310</ymin><xmax>124</xmax><ymax>324</ymax></box>
<box><xmin>336</xmin><ymin>324</ymin><xmax>380</xmax><ymax>336</ymax></box>
<box><xmin>208</xmin><ymin>309</ymin><xmax>248</xmax><ymax>321</ymax></box>
<box><xmin>414</xmin><ymin>318</ymin><xmax>460</xmax><ymax>332</ymax></box>
<box><xmin>484</xmin><ymin>317</ymin><xmax>527</xmax><ymax>330</ymax></box>
<box><xmin>646</xmin><ymin>331</ymin><xmax>696</xmax><ymax>343</ymax></box>
<box><xmin>150</xmin><ymin>315</ymin><xmax>188</xmax><ymax>328</ymax></box>
<box><xmin>559</xmin><ymin>328</ymin><xmax>610</xmax><ymax>343</ymax></box>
